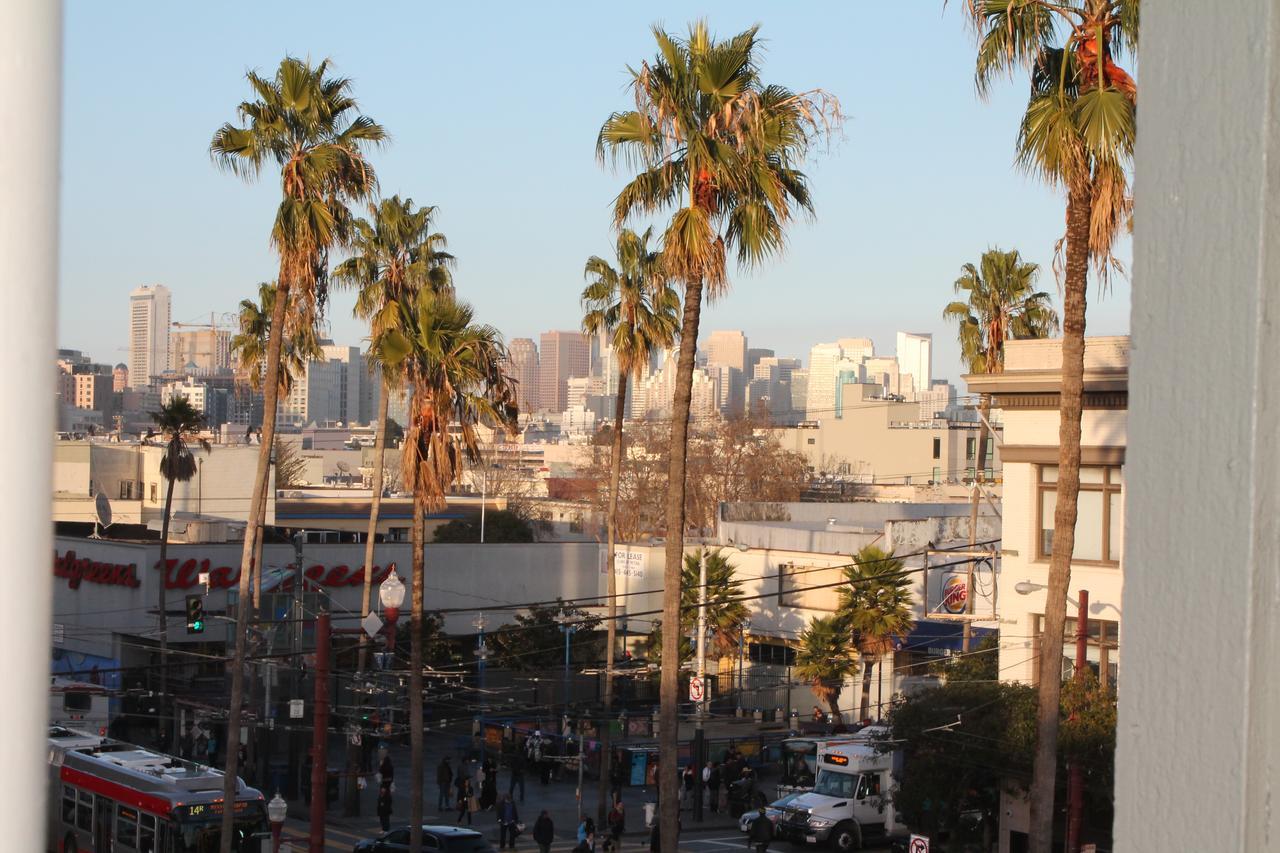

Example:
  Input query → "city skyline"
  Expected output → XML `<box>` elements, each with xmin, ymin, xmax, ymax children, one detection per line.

<box><xmin>58</xmin><ymin>2</ymin><xmax>1130</xmax><ymax>384</ymax></box>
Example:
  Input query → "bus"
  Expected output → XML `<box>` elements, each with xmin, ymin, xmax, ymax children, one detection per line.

<box><xmin>48</xmin><ymin>727</ymin><xmax>270</xmax><ymax>853</ymax></box>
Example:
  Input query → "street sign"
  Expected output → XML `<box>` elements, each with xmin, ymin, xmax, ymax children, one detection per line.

<box><xmin>688</xmin><ymin>676</ymin><xmax>704</xmax><ymax>702</ymax></box>
<box><xmin>361</xmin><ymin>611</ymin><xmax>384</xmax><ymax>638</ymax></box>
<box><xmin>289</xmin><ymin>699</ymin><xmax>304</xmax><ymax>719</ymax></box>
<box><xmin>909</xmin><ymin>835</ymin><xmax>929</xmax><ymax>853</ymax></box>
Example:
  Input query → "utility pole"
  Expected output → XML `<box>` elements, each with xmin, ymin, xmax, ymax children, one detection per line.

<box><xmin>308</xmin><ymin>611</ymin><xmax>331</xmax><ymax>853</ymax></box>
<box><xmin>964</xmin><ymin>480</ymin><xmax>979</xmax><ymax>653</ymax></box>
<box><xmin>1066</xmin><ymin>589</ymin><xmax>1089</xmax><ymax>853</ymax></box>
<box><xmin>693</xmin><ymin>547</ymin><xmax>707</xmax><ymax>823</ymax></box>
<box><xmin>561</xmin><ymin>621</ymin><xmax>577</xmax><ymax>711</ymax></box>
<box><xmin>475</xmin><ymin>614</ymin><xmax>488</xmax><ymax>741</ymax></box>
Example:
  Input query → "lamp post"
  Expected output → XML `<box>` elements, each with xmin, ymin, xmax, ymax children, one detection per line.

<box><xmin>267</xmin><ymin>792</ymin><xmax>287</xmax><ymax>853</ymax></box>
<box><xmin>560</xmin><ymin>621</ymin><xmax>578</xmax><ymax>711</ymax></box>
<box><xmin>737</xmin><ymin>619</ymin><xmax>751</xmax><ymax>706</ymax></box>
<box><xmin>378</xmin><ymin>573</ymin><xmax>405</xmax><ymax>655</ymax></box>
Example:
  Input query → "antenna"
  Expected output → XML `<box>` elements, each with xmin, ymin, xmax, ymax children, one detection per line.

<box><xmin>92</xmin><ymin>491</ymin><xmax>113</xmax><ymax>539</ymax></box>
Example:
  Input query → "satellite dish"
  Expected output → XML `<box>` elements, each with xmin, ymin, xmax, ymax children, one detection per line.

<box><xmin>336</xmin><ymin>460</ymin><xmax>351</xmax><ymax>473</ymax></box>
<box><xmin>92</xmin><ymin>491</ymin><xmax>112</xmax><ymax>538</ymax></box>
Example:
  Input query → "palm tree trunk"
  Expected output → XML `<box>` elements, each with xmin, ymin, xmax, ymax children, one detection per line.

<box><xmin>158</xmin><ymin>471</ymin><xmax>176</xmax><ymax>751</ymax></box>
<box><xmin>660</xmin><ymin>277</ymin><xmax>704</xmax><ymax>853</ymax></box>
<box><xmin>220</xmin><ymin>277</ymin><xmax>291</xmax><ymax>853</ymax></box>
<box><xmin>975</xmin><ymin>392</ymin><xmax>992</xmax><ymax>483</ymax></box>
<box><xmin>252</xmin><ymin>469</ymin><xmax>268</xmax><ymax>612</ymax></box>
<box><xmin>597</xmin><ymin>369</ymin><xmax>628</xmax><ymax>823</ymax></box>
<box><xmin>409</xmin><ymin>495</ymin><xmax>426</xmax><ymax>853</ymax></box>
<box><xmin>359</xmin><ymin>385</ymin><xmax>391</xmax><ymax>673</ymax></box>
<box><xmin>347</xmin><ymin>384</ymin><xmax>391</xmax><ymax>818</ymax></box>
<box><xmin>249</xmin><ymin>458</ymin><xmax>268</xmax><ymax>789</ymax></box>
<box><xmin>1028</xmin><ymin>180</ymin><xmax>1091</xmax><ymax>853</ymax></box>
<box><xmin>859</xmin><ymin>659</ymin><xmax>873</xmax><ymax>724</ymax></box>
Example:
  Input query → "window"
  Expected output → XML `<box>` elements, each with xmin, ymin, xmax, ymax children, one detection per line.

<box><xmin>61</xmin><ymin>786</ymin><xmax>76</xmax><ymax>825</ymax></box>
<box><xmin>814</xmin><ymin>770</ymin><xmax>857</xmax><ymax>798</ymax></box>
<box><xmin>117</xmin><ymin>805</ymin><xmax>139</xmax><ymax>848</ymax></box>
<box><xmin>932</xmin><ymin>437</ymin><xmax>941</xmax><ymax>460</ymax></box>
<box><xmin>76</xmin><ymin>790</ymin><xmax>92</xmax><ymax>831</ymax></box>
<box><xmin>857</xmin><ymin>773</ymin><xmax>882</xmax><ymax>799</ymax></box>
<box><xmin>1037</xmin><ymin>465</ymin><xmax>1122</xmax><ymax>564</ymax></box>
<box><xmin>386</xmin><ymin>828</ymin><xmax>410</xmax><ymax>844</ymax></box>
<box><xmin>966</xmin><ymin>437</ymin><xmax>976</xmax><ymax>460</ymax></box>
<box><xmin>119</xmin><ymin>479</ymin><xmax>136</xmax><ymax>500</ymax></box>
<box><xmin>1033</xmin><ymin>615</ymin><xmax>1120</xmax><ymax>690</ymax></box>
<box><xmin>150</xmin><ymin>482</ymin><xmax>159</xmax><ymax>502</ymax></box>
<box><xmin>140</xmin><ymin>813</ymin><xmax>157</xmax><ymax>853</ymax></box>
<box><xmin>807</xmin><ymin>437</ymin><xmax>816</xmax><ymax>445</ymax></box>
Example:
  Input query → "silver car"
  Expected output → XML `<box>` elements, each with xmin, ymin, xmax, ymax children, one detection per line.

<box><xmin>739</xmin><ymin>793</ymin><xmax>807</xmax><ymax>834</ymax></box>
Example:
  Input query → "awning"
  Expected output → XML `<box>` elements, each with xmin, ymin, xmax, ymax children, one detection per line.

<box><xmin>896</xmin><ymin>620</ymin><xmax>995</xmax><ymax>656</ymax></box>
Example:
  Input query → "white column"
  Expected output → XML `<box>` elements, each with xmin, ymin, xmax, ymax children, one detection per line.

<box><xmin>1115</xmin><ymin>1</ymin><xmax>1280</xmax><ymax>849</ymax></box>
<box><xmin>0</xmin><ymin>0</ymin><xmax>62</xmax><ymax>849</ymax></box>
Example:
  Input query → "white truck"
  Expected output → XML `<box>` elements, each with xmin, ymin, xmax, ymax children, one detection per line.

<box><xmin>776</xmin><ymin>735</ymin><xmax>906</xmax><ymax>851</ymax></box>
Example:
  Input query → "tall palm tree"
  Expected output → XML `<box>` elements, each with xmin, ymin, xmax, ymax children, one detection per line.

<box><xmin>944</xmin><ymin>247</ymin><xmax>1059</xmax><ymax>480</ymax></box>
<box><xmin>148</xmin><ymin>396</ymin><xmax>210</xmax><ymax>750</ymax></box>
<box><xmin>210</xmin><ymin>56</ymin><xmax>385</xmax><ymax>849</ymax></box>
<box><xmin>794</xmin><ymin>615</ymin><xmax>857</xmax><ymax>721</ymax></box>
<box><xmin>644</xmin><ymin>547</ymin><xmax>750</xmax><ymax>665</ymax></box>
<box><xmin>963</xmin><ymin>4</ymin><xmax>1137</xmax><ymax>849</ymax></box>
<box><xmin>837</xmin><ymin>545</ymin><xmax>915</xmax><ymax>723</ymax></box>
<box><xmin>383</xmin><ymin>289</ymin><xmax>519</xmax><ymax>853</ymax></box>
<box><xmin>580</xmin><ymin>226</ymin><xmax>678</xmax><ymax>819</ymax></box>
<box><xmin>598</xmin><ymin>25</ymin><xmax>840</xmax><ymax>844</ymax></box>
<box><xmin>333</xmin><ymin>195</ymin><xmax>454</xmax><ymax>817</ymax></box>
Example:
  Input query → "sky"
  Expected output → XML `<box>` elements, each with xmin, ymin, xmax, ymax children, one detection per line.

<box><xmin>58</xmin><ymin>1</ymin><xmax>1130</xmax><ymax>384</ymax></box>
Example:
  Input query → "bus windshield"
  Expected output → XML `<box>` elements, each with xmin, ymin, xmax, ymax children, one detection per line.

<box><xmin>170</xmin><ymin>802</ymin><xmax>267</xmax><ymax>852</ymax></box>
<box><xmin>813</xmin><ymin>769</ymin><xmax>859</xmax><ymax>799</ymax></box>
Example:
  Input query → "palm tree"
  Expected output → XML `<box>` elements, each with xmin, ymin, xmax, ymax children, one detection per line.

<box><xmin>794</xmin><ymin>615</ymin><xmax>857</xmax><ymax>721</ymax></box>
<box><xmin>332</xmin><ymin>195</ymin><xmax>454</xmax><ymax>817</ymax></box>
<box><xmin>598</xmin><ymin>25</ymin><xmax>840</xmax><ymax>843</ymax></box>
<box><xmin>963</xmin><ymin>5</ymin><xmax>1137</xmax><ymax>849</ymax></box>
<box><xmin>333</xmin><ymin>196</ymin><xmax>454</xmax><ymax>674</ymax></box>
<box><xmin>837</xmin><ymin>545</ymin><xmax>915</xmax><ymax>723</ymax></box>
<box><xmin>148</xmin><ymin>396</ymin><xmax>210</xmax><ymax>749</ymax></box>
<box><xmin>210</xmin><ymin>56</ymin><xmax>385</xmax><ymax>848</ymax></box>
<box><xmin>644</xmin><ymin>547</ymin><xmax>750</xmax><ymax>666</ymax></box>
<box><xmin>383</xmin><ymin>289</ymin><xmax>519</xmax><ymax>853</ymax></box>
<box><xmin>580</xmin><ymin>226</ymin><xmax>678</xmax><ymax>820</ymax></box>
<box><xmin>945</xmin><ymin>248</ymin><xmax>1059</xmax><ymax>481</ymax></box>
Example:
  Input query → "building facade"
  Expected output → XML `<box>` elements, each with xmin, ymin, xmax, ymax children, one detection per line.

<box><xmin>507</xmin><ymin>337</ymin><xmax>541</xmax><ymax>415</ymax></box>
<box><xmin>896</xmin><ymin>331</ymin><xmax>933</xmax><ymax>399</ymax></box>
<box><xmin>538</xmin><ymin>331</ymin><xmax>589</xmax><ymax>414</ymax></box>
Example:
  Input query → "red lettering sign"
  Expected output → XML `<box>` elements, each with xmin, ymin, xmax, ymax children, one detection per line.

<box><xmin>153</xmin><ymin>557</ymin><xmax>396</xmax><ymax>591</ymax></box>
<box><xmin>53</xmin><ymin>550</ymin><xmax>141</xmax><ymax>590</ymax></box>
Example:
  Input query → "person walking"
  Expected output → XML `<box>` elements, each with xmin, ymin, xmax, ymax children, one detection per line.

<box><xmin>437</xmin><ymin>757</ymin><xmax>454</xmax><ymax>812</ymax></box>
<box><xmin>498</xmin><ymin>793</ymin><xmax>521</xmax><ymax>849</ymax></box>
<box><xmin>379</xmin><ymin>754</ymin><xmax>395</xmax><ymax>788</ymax></box>
<box><xmin>456</xmin><ymin>776</ymin><xmax>474</xmax><ymax>825</ymax></box>
<box><xmin>508</xmin><ymin>748</ymin><xmax>526</xmax><ymax>803</ymax></box>
<box><xmin>532</xmin><ymin>810</ymin><xmax>555</xmax><ymax>853</ymax></box>
<box><xmin>681</xmin><ymin>765</ymin><xmax>696</xmax><ymax>810</ymax></box>
<box><xmin>480</xmin><ymin>757</ymin><xmax>499</xmax><ymax>811</ymax></box>
<box><xmin>748</xmin><ymin>805</ymin><xmax>774</xmax><ymax>853</ymax></box>
<box><xmin>576</xmin><ymin>817</ymin><xmax>595</xmax><ymax>850</ymax></box>
<box><xmin>606</xmin><ymin>799</ymin><xmax>626</xmax><ymax>851</ymax></box>
<box><xmin>377</xmin><ymin>782</ymin><xmax>394</xmax><ymax>832</ymax></box>
<box><xmin>707</xmin><ymin>761</ymin><xmax>721</xmax><ymax>813</ymax></box>
<box><xmin>609</xmin><ymin>750</ymin><xmax>626</xmax><ymax>803</ymax></box>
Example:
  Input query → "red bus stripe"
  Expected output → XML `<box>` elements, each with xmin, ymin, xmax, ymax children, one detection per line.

<box><xmin>60</xmin><ymin>765</ymin><xmax>173</xmax><ymax>817</ymax></box>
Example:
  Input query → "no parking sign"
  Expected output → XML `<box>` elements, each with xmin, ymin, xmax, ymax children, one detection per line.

<box><xmin>909</xmin><ymin>835</ymin><xmax>929</xmax><ymax>853</ymax></box>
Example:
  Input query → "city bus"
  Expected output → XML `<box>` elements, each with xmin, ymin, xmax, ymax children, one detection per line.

<box><xmin>48</xmin><ymin>727</ymin><xmax>270</xmax><ymax>852</ymax></box>
<box><xmin>49</xmin><ymin>678</ymin><xmax>109</xmax><ymax>735</ymax></box>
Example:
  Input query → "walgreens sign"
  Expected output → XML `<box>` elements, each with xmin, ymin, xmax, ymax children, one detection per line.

<box><xmin>53</xmin><ymin>549</ymin><xmax>395</xmax><ymax>592</ymax></box>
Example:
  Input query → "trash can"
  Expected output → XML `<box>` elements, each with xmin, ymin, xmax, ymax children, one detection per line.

<box><xmin>644</xmin><ymin>802</ymin><xmax>656</xmax><ymax>828</ymax></box>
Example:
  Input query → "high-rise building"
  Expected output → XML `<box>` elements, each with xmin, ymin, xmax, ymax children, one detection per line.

<box><xmin>128</xmin><ymin>284</ymin><xmax>171</xmax><ymax>388</ymax></box>
<box><xmin>896</xmin><ymin>332</ymin><xmax>933</xmax><ymax>399</ymax></box>
<box><xmin>278</xmin><ymin>342</ymin><xmax>373</xmax><ymax>426</ymax></box>
<box><xmin>112</xmin><ymin>364</ymin><xmax>129</xmax><ymax>393</ymax></box>
<box><xmin>508</xmin><ymin>338</ymin><xmax>541</xmax><ymax>414</ymax></box>
<box><xmin>706</xmin><ymin>330</ymin><xmax>748</xmax><ymax>372</ymax></box>
<box><xmin>806</xmin><ymin>342</ymin><xmax>844</xmax><ymax>421</ymax></box>
<box><xmin>538</xmin><ymin>331</ymin><xmax>589</xmax><ymax>414</ymax></box>
<box><xmin>790</xmin><ymin>368</ymin><xmax>808</xmax><ymax>420</ymax></box>
<box><xmin>837</xmin><ymin>337</ymin><xmax>876</xmax><ymax>363</ymax></box>
<box><xmin>170</xmin><ymin>328</ymin><xmax>232</xmax><ymax>375</ymax></box>
<box><xmin>746</xmin><ymin>347</ymin><xmax>774</xmax><ymax>375</ymax></box>
<box><xmin>863</xmin><ymin>355</ymin><xmax>904</xmax><ymax>397</ymax></box>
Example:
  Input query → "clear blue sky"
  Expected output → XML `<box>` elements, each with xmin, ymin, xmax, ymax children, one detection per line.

<box><xmin>59</xmin><ymin>1</ymin><xmax>1130</xmax><ymax>382</ymax></box>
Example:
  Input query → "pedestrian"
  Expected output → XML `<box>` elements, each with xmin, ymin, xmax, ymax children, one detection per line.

<box><xmin>577</xmin><ymin>817</ymin><xmax>595</xmax><ymax>849</ymax></box>
<box><xmin>609</xmin><ymin>751</ymin><xmax>626</xmax><ymax>802</ymax></box>
<box><xmin>377</xmin><ymin>782</ymin><xmax>394</xmax><ymax>832</ymax></box>
<box><xmin>438</xmin><ymin>756</ymin><xmax>454</xmax><ymax>812</ymax></box>
<box><xmin>380</xmin><ymin>754</ymin><xmax>395</xmax><ymax>787</ymax></box>
<box><xmin>748</xmin><ymin>805</ymin><xmax>774</xmax><ymax>853</ymax></box>
<box><xmin>606</xmin><ymin>798</ymin><xmax>626</xmax><ymax>850</ymax></box>
<box><xmin>707</xmin><ymin>761</ymin><xmax>721</xmax><ymax>813</ymax></box>
<box><xmin>681</xmin><ymin>765</ymin><xmax>696</xmax><ymax>809</ymax></box>
<box><xmin>481</xmin><ymin>757</ymin><xmax>498</xmax><ymax>811</ymax></box>
<box><xmin>498</xmin><ymin>793</ymin><xmax>521</xmax><ymax>849</ymax></box>
<box><xmin>205</xmin><ymin>730</ymin><xmax>218</xmax><ymax>766</ymax></box>
<box><xmin>532</xmin><ymin>809</ymin><xmax>555</xmax><ymax>853</ymax></box>
<box><xmin>456</xmin><ymin>777</ymin><xmax>474</xmax><ymax>825</ymax></box>
<box><xmin>508</xmin><ymin>747</ymin><xmax>526</xmax><ymax>803</ymax></box>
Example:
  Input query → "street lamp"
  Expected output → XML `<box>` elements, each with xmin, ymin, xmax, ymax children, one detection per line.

<box><xmin>267</xmin><ymin>792</ymin><xmax>287</xmax><ymax>852</ymax></box>
<box><xmin>378</xmin><ymin>573</ymin><xmax>405</xmax><ymax>654</ymax></box>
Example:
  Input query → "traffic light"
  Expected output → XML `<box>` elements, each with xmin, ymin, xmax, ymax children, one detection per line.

<box><xmin>186</xmin><ymin>595</ymin><xmax>205</xmax><ymax>634</ymax></box>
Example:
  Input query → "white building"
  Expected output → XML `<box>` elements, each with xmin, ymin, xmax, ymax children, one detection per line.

<box><xmin>806</xmin><ymin>342</ymin><xmax>844</xmax><ymax>421</ymax></box>
<box><xmin>160</xmin><ymin>378</ymin><xmax>208</xmax><ymax>414</ymax></box>
<box><xmin>128</xmin><ymin>284</ymin><xmax>171</xmax><ymax>388</ymax></box>
<box><xmin>279</xmin><ymin>342</ymin><xmax>375</xmax><ymax>427</ymax></box>
<box><xmin>966</xmin><ymin>336</ymin><xmax>1127</xmax><ymax>689</ymax></box>
<box><xmin>896</xmin><ymin>331</ymin><xmax>933</xmax><ymax>399</ymax></box>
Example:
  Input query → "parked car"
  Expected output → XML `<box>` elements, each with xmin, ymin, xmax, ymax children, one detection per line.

<box><xmin>355</xmin><ymin>825</ymin><xmax>495</xmax><ymax>853</ymax></box>
<box><xmin>739</xmin><ymin>793</ymin><xmax>807</xmax><ymax>834</ymax></box>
